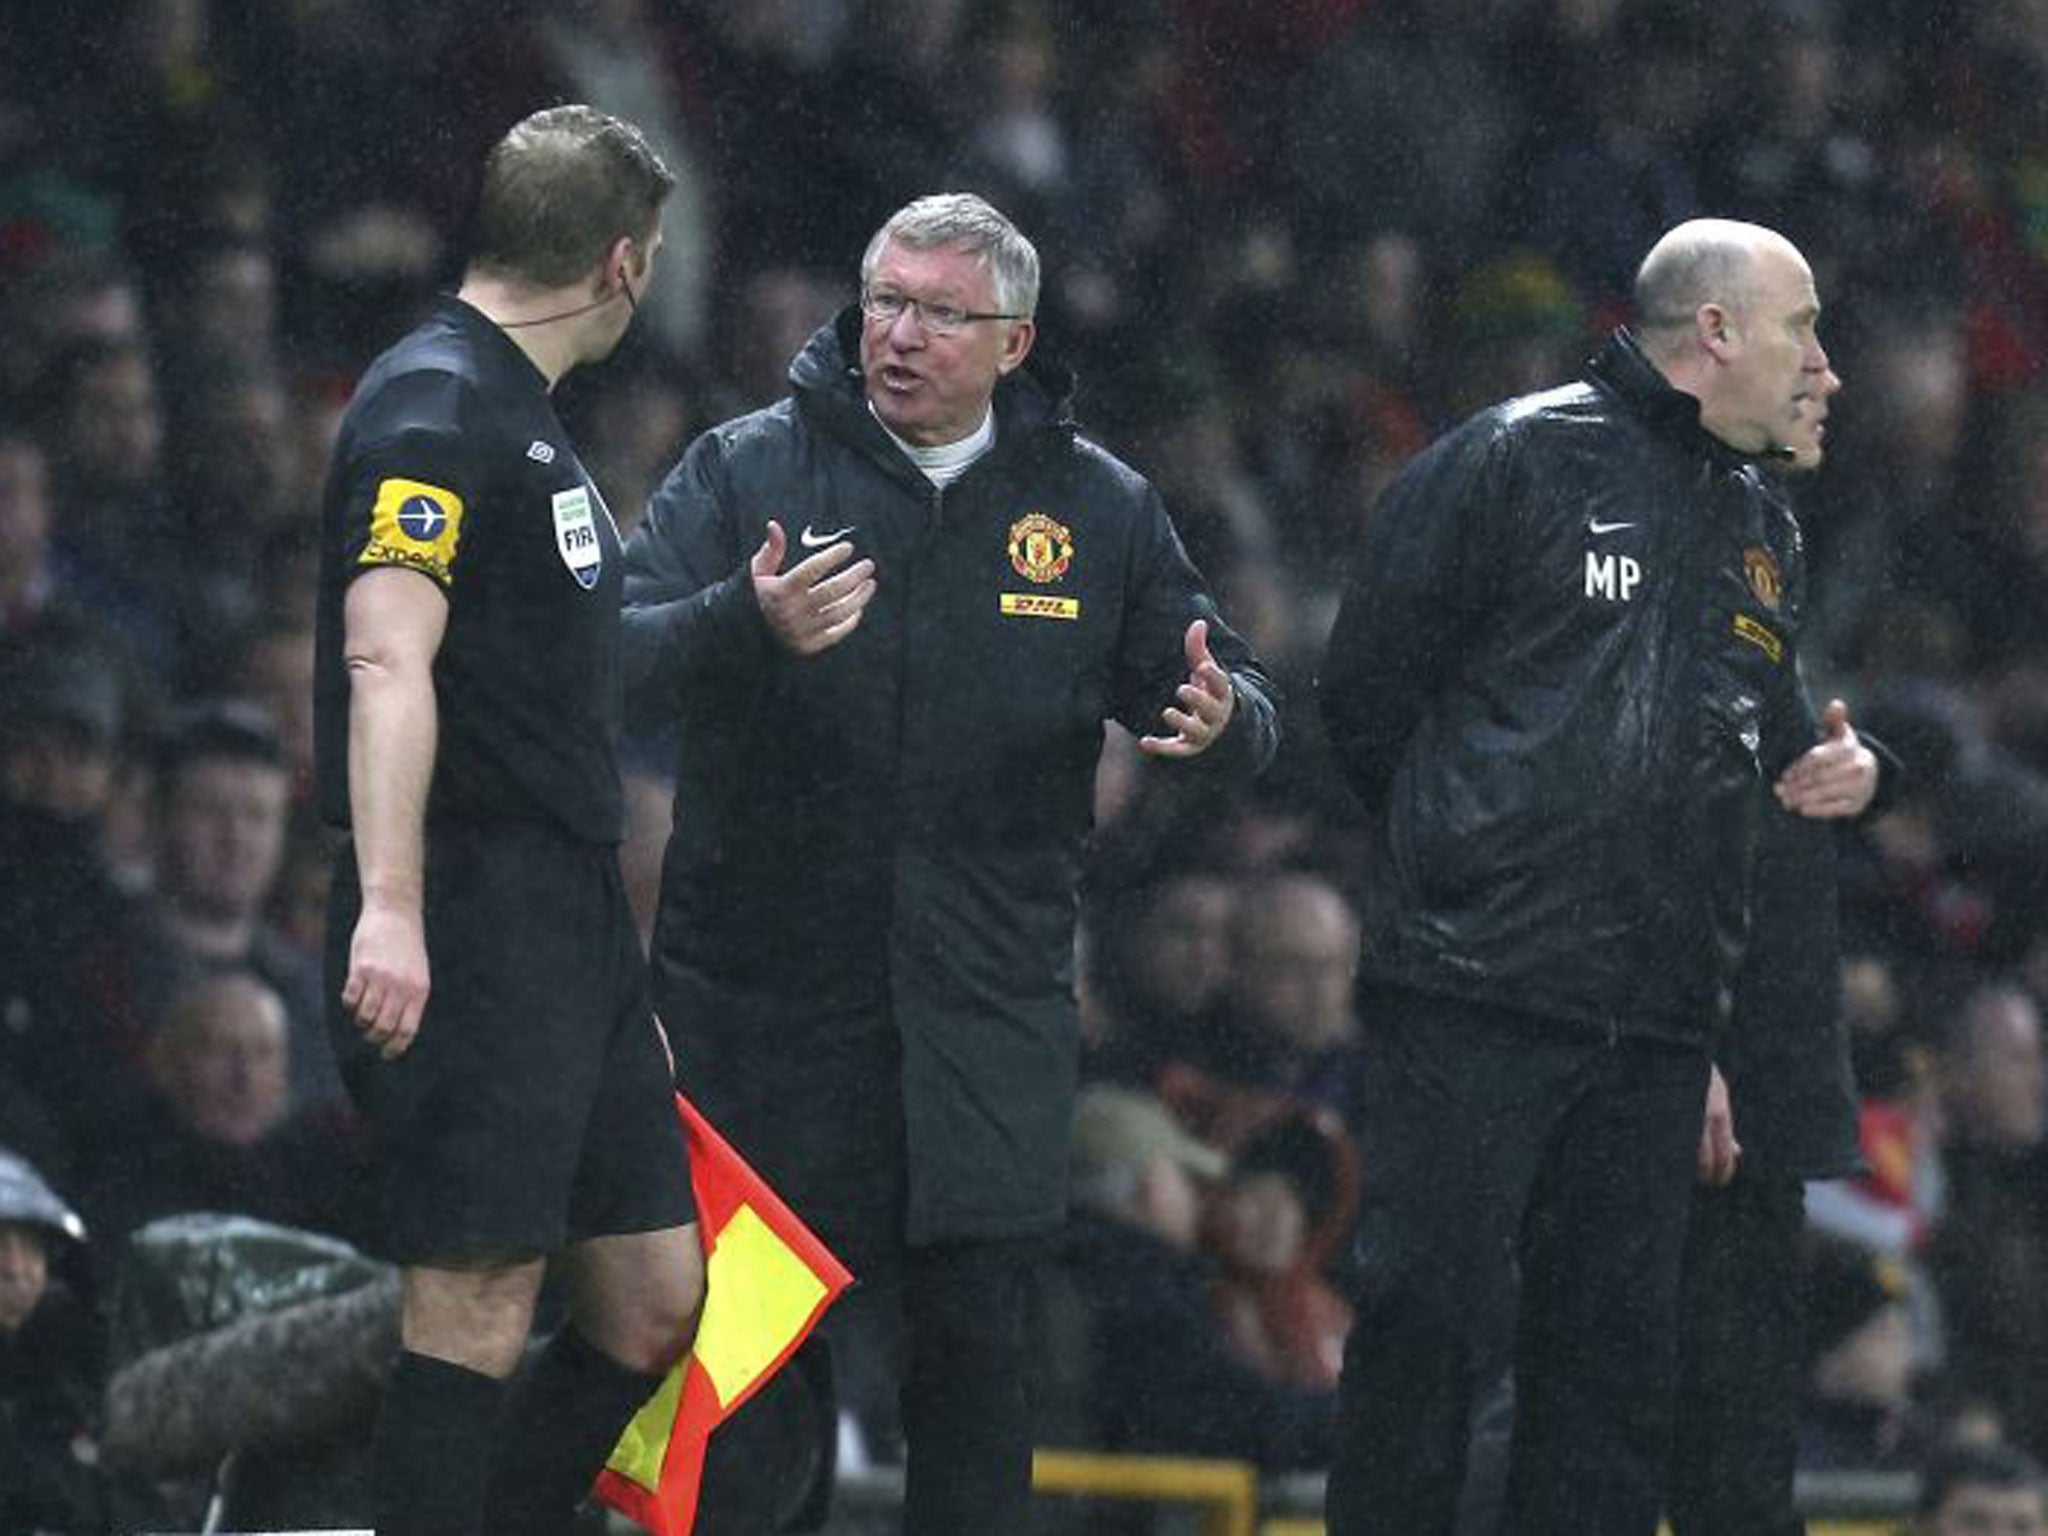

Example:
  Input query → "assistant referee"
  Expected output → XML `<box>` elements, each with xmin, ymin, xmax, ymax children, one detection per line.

<box><xmin>313</xmin><ymin>106</ymin><xmax>701</xmax><ymax>1536</ymax></box>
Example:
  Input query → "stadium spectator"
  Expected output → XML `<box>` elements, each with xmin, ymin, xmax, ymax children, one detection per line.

<box><xmin>1157</xmin><ymin>869</ymin><xmax>1364</xmax><ymax>1149</ymax></box>
<box><xmin>61</xmin><ymin>700</ymin><xmax>342</xmax><ymax>1162</ymax></box>
<box><xmin>0</xmin><ymin>1145</ymin><xmax>107</xmax><ymax>1536</ymax></box>
<box><xmin>1053</xmin><ymin>1084</ymin><xmax>1333</xmax><ymax>1468</ymax></box>
<box><xmin>36</xmin><ymin>336</ymin><xmax>185</xmax><ymax>676</ymax></box>
<box><xmin>0</xmin><ymin>633</ymin><xmax>139</xmax><ymax>1166</ymax></box>
<box><xmin>1084</xmin><ymin>866</ymin><xmax>1240</xmax><ymax>1086</ymax></box>
<box><xmin>1927</xmin><ymin>979</ymin><xmax>2048</xmax><ymax>1463</ymax></box>
<box><xmin>1205</xmin><ymin>1110</ymin><xmax>1359</xmax><ymax>1391</ymax></box>
<box><xmin>77</xmin><ymin>968</ymin><xmax>362</xmax><ymax>1263</ymax></box>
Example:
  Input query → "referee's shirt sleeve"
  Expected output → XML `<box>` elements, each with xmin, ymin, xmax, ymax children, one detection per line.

<box><xmin>337</xmin><ymin>375</ymin><xmax>481</xmax><ymax>596</ymax></box>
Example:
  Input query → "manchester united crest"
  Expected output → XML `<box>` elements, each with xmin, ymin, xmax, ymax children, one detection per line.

<box><xmin>1743</xmin><ymin>547</ymin><xmax>1782</xmax><ymax>611</ymax></box>
<box><xmin>1007</xmin><ymin>512</ymin><xmax>1074</xmax><ymax>583</ymax></box>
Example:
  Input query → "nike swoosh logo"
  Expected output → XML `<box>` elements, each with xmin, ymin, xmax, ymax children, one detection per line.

<box><xmin>1587</xmin><ymin>519</ymin><xmax>1636</xmax><ymax>535</ymax></box>
<box><xmin>800</xmin><ymin>524</ymin><xmax>855</xmax><ymax>548</ymax></box>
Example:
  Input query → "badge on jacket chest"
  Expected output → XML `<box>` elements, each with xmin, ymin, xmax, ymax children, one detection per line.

<box><xmin>1743</xmin><ymin>546</ymin><xmax>1783</xmax><ymax>610</ymax></box>
<box><xmin>1007</xmin><ymin>512</ymin><xmax>1074</xmax><ymax>582</ymax></box>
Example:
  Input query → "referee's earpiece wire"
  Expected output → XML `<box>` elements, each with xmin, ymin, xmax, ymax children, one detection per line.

<box><xmin>500</xmin><ymin>278</ymin><xmax>633</xmax><ymax>329</ymax></box>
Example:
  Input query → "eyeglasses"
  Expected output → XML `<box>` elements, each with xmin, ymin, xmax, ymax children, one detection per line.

<box><xmin>861</xmin><ymin>288</ymin><xmax>1024</xmax><ymax>337</ymax></box>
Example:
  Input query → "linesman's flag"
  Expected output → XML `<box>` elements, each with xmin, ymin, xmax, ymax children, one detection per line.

<box><xmin>595</xmin><ymin>1093</ymin><xmax>854</xmax><ymax>1536</ymax></box>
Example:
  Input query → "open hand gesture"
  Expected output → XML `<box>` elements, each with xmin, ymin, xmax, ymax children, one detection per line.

<box><xmin>752</xmin><ymin>520</ymin><xmax>878</xmax><ymax>656</ymax></box>
<box><xmin>1139</xmin><ymin>619</ymin><xmax>1236</xmax><ymax>759</ymax></box>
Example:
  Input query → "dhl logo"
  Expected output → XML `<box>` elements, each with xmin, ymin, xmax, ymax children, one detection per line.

<box><xmin>1000</xmin><ymin>593</ymin><xmax>1080</xmax><ymax>620</ymax></box>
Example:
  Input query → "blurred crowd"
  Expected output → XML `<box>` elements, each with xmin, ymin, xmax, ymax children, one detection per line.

<box><xmin>13</xmin><ymin>0</ymin><xmax>2048</xmax><ymax>1529</ymax></box>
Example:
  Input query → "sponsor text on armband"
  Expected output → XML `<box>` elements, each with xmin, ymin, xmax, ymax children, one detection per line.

<box><xmin>360</xmin><ymin>477</ymin><xmax>467</xmax><ymax>586</ymax></box>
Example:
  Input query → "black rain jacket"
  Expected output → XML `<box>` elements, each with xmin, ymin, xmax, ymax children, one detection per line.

<box><xmin>1320</xmin><ymin>331</ymin><xmax>1808</xmax><ymax>1048</ymax></box>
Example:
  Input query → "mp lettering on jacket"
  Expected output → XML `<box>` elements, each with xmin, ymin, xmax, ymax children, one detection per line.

<box><xmin>1584</xmin><ymin>549</ymin><xmax>1643</xmax><ymax>603</ymax></box>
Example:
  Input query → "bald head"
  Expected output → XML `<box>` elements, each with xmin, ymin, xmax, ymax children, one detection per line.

<box><xmin>1629</xmin><ymin>219</ymin><xmax>1837</xmax><ymax>461</ymax></box>
<box><xmin>1633</xmin><ymin>220</ymin><xmax>1804</xmax><ymax>357</ymax></box>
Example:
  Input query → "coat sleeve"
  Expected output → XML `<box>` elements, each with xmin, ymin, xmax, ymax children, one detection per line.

<box><xmin>1759</xmin><ymin>510</ymin><xmax>1822</xmax><ymax>782</ymax></box>
<box><xmin>619</xmin><ymin>427</ymin><xmax>775</xmax><ymax>730</ymax></box>
<box><xmin>1317</xmin><ymin>419</ymin><xmax>1508</xmax><ymax>813</ymax></box>
<box><xmin>1861</xmin><ymin>730</ymin><xmax>1904</xmax><ymax>817</ymax></box>
<box><xmin>1109</xmin><ymin>484</ymin><xmax>1279</xmax><ymax>782</ymax></box>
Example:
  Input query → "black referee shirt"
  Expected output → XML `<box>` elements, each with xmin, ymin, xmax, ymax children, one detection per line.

<box><xmin>315</xmin><ymin>297</ymin><xmax>626</xmax><ymax>844</ymax></box>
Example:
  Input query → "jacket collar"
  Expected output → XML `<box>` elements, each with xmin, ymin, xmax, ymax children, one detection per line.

<box><xmin>1585</xmin><ymin>328</ymin><xmax>1764</xmax><ymax>472</ymax></box>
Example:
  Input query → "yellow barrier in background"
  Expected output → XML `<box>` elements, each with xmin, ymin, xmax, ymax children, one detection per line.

<box><xmin>1025</xmin><ymin>1456</ymin><xmax>1906</xmax><ymax>1536</ymax></box>
<box><xmin>1032</xmin><ymin>1448</ymin><xmax>1259</xmax><ymax>1536</ymax></box>
<box><xmin>1257</xmin><ymin>1524</ymin><xmax>1898</xmax><ymax>1536</ymax></box>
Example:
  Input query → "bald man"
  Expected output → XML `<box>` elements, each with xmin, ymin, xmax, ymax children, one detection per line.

<box><xmin>1318</xmin><ymin>219</ymin><xmax>1862</xmax><ymax>1536</ymax></box>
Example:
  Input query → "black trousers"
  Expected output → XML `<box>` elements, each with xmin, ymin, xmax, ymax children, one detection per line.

<box><xmin>693</xmin><ymin>1235</ymin><xmax>1040</xmax><ymax>1535</ymax></box>
<box><xmin>1667</xmin><ymin>1173</ymin><xmax>1810</xmax><ymax>1536</ymax></box>
<box><xmin>1325</xmin><ymin>987</ymin><xmax>1709</xmax><ymax>1536</ymax></box>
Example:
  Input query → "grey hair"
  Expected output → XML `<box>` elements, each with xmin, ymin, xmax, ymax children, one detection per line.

<box><xmin>860</xmin><ymin>192</ymin><xmax>1040</xmax><ymax>318</ymax></box>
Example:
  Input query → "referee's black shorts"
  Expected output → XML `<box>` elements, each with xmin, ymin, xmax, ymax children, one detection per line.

<box><xmin>325</xmin><ymin>817</ymin><xmax>694</xmax><ymax>1267</ymax></box>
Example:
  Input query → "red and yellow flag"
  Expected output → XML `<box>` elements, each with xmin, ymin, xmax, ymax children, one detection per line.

<box><xmin>595</xmin><ymin>1093</ymin><xmax>854</xmax><ymax>1536</ymax></box>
